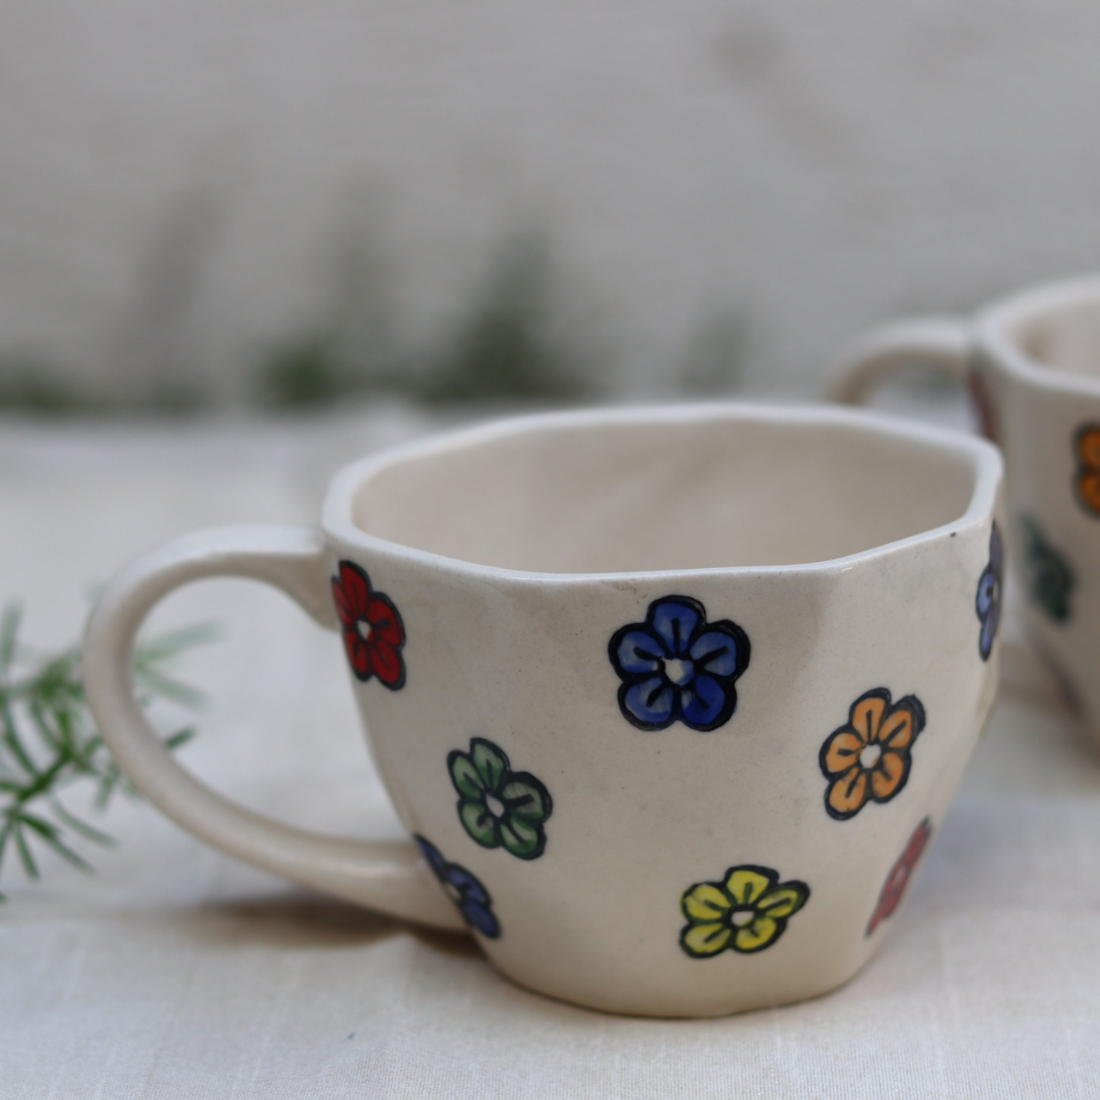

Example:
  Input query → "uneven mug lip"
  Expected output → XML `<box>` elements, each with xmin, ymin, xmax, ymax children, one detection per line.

<box><xmin>979</xmin><ymin>272</ymin><xmax>1100</xmax><ymax>398</ymax></box>
<box><xmin>323</xmin><ymin>402</ymin><xmax>1002</xmax><ymax>585</ymax></box>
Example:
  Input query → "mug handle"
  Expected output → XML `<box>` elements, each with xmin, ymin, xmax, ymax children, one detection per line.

<box><xmin>824</xmin><ymin>315</ymin><xmax>1071</xmax><ymax>706</ymax></box>
<box><xmin>824</xmin><ymin>316</ymin><xmax>971</xmax><ymax>404</ymax></box>
<box><xmin>83</xmin><ymin>523</ymin><xmax>465</xmax><ymax>932</ymax></box>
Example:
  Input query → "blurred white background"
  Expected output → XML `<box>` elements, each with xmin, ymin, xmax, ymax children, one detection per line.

<box><xmin>2</xmin><ymin>0</ymin><xmax>1100</xmax><ymax>408</ymax></box>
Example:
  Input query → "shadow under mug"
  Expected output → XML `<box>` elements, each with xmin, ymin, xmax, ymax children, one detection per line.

<box><xmin>84</xmin><ymin>404</ymin><xmax>1001</xmax><ymax>1017</ymax></box>
<box><xmin>829</xmin><ymin>276</ymin><xmax>1100</xmax><ymax>742</ymax></box>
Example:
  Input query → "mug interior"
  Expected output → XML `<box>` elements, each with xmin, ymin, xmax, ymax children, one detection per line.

<box><xmin>347</xmin><ymin>411</ymin><xmax>979</xmax><ymax>574</ymax></box>
<box><xmin>1000</xmin><ymin>287</ymin><xmax>1100</xmax><ymax>380</ymax></box>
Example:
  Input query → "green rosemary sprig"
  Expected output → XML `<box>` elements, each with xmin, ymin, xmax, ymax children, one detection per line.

<box><xmin>0</xmin><ymin>603</ymin><xmax>215</xmax><ymax>897</ymax></box>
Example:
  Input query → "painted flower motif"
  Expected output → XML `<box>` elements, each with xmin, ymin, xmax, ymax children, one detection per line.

<box><xmin>447</xmin><ymin>738</ymin><xmax>552</xmax><ymax>860</ymax></box>
<box><xmin>608</xmin><ymin>596</ymin><xmax>750</xmax><ymax>732</ymax></box>
<box><xmin>819</xmin><ymin>688</ymin><xmax>926</xmax><ymax>821</ymax></box>
<box><xmin>680</xmin><ymin>864</ymin><xmax>809</xmax><ymax>958</ymax></box>
<box><xmin>1020</xmin><ymin>515</ymin><xmax>1074</xmax><ymax>624</ymax></box>
<box><xmin>866</xmin><ymin>817</ymin><xmax>932</xmax><ymax>936</ymax></box>
<box><xmin>414</xmin><ymin>834</ymin><xmax>500</xmax><ymax>938</ymax></box>
<box><xmin>331</xmin><ymin>561</ymin><xmax>406</xmax><ymax>688</ymax></box>
<box><xmin>975</xmin><ymin>522</ymin><xmax>1003</xmax><ymax>662</ymax></box>
<box><xmin>1074</xmin><ymin>423</ymin><xmax>1100</xmax><ymax>517</ymax></box>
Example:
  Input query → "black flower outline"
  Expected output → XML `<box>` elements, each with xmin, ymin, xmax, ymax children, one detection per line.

<box><xmin>608</xmin><ymin>596</ymin><xmax>750</xmax><ymax>732</ymax></box>
<box><xmin>680</xmin><ymin>864</ymin><xmax>809</xmax><ymax>958</ymax></box>
<box><xmin>447</xmin><ymin>738</ymin><xmax>552</xmax><ymax>860</ymax></box>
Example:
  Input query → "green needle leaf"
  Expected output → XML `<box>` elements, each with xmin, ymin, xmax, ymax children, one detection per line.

<box><xmin>0</xmin><ymin>608</ymin><xmax>212</xmax><ymax>897</ymax></box>
<box><xmin>19</xmin><ymin>813</ymin><xmax>93</xmax><ymax>871</ymax></box>
<box><xmin>0</xmin><ymin>605</ymin><xmax>22</xmax><ymax>680</ymax></box>
<box><xmin>47</xmin><ymin>797</ymin><xmax>116</xmax><ymax>848</ymax></box>
<box><xmin>13</xmin><ymin>824</ymin><xmax>39</xmax><ymax>879</ymax></box>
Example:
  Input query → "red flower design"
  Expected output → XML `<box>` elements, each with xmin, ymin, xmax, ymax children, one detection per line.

<box><xmin>866</xmin><ymin>817</ymin><xmax>932</xmax><ymax>936</ymax></box>
<box><xmin>331</xmin><ymin>561</ymin><xmax>406</xmax><ymax>688</ymax></box>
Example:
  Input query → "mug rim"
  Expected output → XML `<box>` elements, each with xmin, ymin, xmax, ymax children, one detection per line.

<box><xmin>323</xmin><ymin>402</ymin><xmax>1001</xmax><ymax>584</ymax></box>
<box><xmin>979</xmin><ymin>273</ymin><xmax>1100</xmax><ymax>398</ymax></box>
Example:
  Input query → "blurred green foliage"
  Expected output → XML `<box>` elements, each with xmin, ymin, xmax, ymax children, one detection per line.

<box><xmin>0</xmin><ymin>225</ymin><xmax>748</xmax><ymax>417</ymax></box>
<box><xmin>420</xmin><ymin>236</ymin><xmax>595</xmax><ymax>404</ymax></box>
<box><xmin>256</xmin><ymin>232</ymin><xmax>598</xmax><ymax>410</ymax></box>
<box><xmin>0</xmin><ymin>605</ymin><xmax>215</xmax><ymax>896</ymax></box>
<box><xmin>255</xmin><ymin>335</ymin><xmax>347</xmax><ymax>409</ymax></box>
<box><xmin>0</xmin><ymin>359</ymin><xmax>208</xmax><ymax>418</ymax></box>
<box><xmin>0</xmin><ymin>360</ymin><xmax>99</xmax><ymax>417</ymax></box>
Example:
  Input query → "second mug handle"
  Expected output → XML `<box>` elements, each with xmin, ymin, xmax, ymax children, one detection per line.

<box><xmin>825</xmin><ymin>315</ymin><xmax>1069</xmax><ymax>704</ymax></box>
<box><xmin>83</xmin><ymin>523</ymin><xmax>465</xmax><ymax>932</ymax></box>
<box><xmin>825</xmin><ymin>316</ymin><xmax>972</xmax><ymax>405</ymax></box>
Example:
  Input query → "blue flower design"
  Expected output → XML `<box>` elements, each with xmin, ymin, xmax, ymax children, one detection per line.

<box><xmin>414</xmin><ymin>835</ymin><xmax>500</xmax><ymax>938</ymax></box>
<box><xmin>608</xmin><ymin>596</ymin><xmax>750</xmax><ymax>731</ymax></box>
<box><xmin>975</xmin><ymin>523</ymin><xmax>1003</xmax><ymax>662</ymax></box>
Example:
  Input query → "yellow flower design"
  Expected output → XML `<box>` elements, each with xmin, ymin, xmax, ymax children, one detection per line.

<box><xmin>819</xmin><ymin>688</ymin><xmax>925</xmax><ymax>821</ymax></box>
<box><xmin>680</xmin><ymin>864</ymin><xmax>810</xmax><ymax>958</ymax></box>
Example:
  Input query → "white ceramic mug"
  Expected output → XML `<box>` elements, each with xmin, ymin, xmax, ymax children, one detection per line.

<box><xmin>829</xmin><ymin>275</ymin><xmax>1100</xmax><ymax>741</ymax></box>
<box><xmin>84</xmin><ymin>404</ymin><xmax>1002</xmax><ymax>1017</ymax></box>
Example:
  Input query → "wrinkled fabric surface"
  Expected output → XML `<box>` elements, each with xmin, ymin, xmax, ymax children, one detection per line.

<box><xmin>2</xmin><ymin>408</ymin><xmax>1098</xmax><ymax>1099</ymax></box>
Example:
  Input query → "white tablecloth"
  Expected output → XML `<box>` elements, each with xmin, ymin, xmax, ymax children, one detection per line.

<box><xmin>2</xmin><ymin>406</ymin><xmax>1099</xmax><ymax>1099</ymax></box>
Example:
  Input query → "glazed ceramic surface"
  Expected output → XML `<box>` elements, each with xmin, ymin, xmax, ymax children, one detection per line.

<box><xmin>84</xmin><ymin>404</ymin><xmax>1002</xmax><ymax>1017</ymax></box>
<box><xmin>831</xmin><ymin>276</ymin><xmax>1100</xmax><ymax>745</ymax></box>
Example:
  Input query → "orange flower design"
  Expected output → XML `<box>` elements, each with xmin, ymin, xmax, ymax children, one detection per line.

<box><xmin>819</xmin><ymin>689</ymin><xmax>926</xmax><ymax>821</ymax></box>
<box><xmin>1074</xmin><ymin>424</ymin><xmax>1100</xmax><ymax>517</ymax></box>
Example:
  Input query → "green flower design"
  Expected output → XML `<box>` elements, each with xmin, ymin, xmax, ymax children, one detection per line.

<box><xmin>680</xmin><ymin>864</ymin><xmax>809</xmax><ymax>958</ymax></box>
<box><xmin>1021</xmin><ymin>515</ymin><xmax>1075</xmax><ymax>623</ymax></box>
<box><xmin>447</xmin><ymin>738</ymin><xmax>553</xmax><ymax>860</ymax></box>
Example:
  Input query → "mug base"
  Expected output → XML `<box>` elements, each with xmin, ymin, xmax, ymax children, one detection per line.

<box><xmin>483</xmin><ymin>943</ymin><xmax>876</xmax><ymax>1019</ymax></box>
